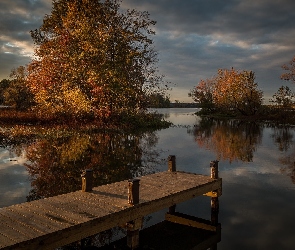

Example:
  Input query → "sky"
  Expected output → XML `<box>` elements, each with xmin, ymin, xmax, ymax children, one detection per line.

<box><xmin>1</xmin><ymin>0</ymin><xmax>295</xmax><ymax>103</ymax></box>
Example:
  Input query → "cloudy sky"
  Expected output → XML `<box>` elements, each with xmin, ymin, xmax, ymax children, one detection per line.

<box><xmin>1</xmin><ymin>0</ymin><xmax>295</xmax><ymax>102</ymax></box>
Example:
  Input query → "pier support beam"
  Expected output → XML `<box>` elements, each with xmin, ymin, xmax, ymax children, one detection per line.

<box><xmin>211</xmin><ymin>197</ymin><xmax>219</xmax><ymax>226</ymax></box>
<box><xmin>126</xmin><ymin>218</ymin><xmax>143</xmax><ymax>249</ymax></box>
<box><xmin>127</xmin><ymin>179</ymin><xmax>141</xmax><ymax>249</ymax></box>
<box><xmin>168</xmin><ymin>155</ymin><xmax>176</xmax><ymax>214</ymax></box>
<box><xmin>210</xmin><ymin>161</ymin><xmax>220</xmax><ymax>250</ymax></box>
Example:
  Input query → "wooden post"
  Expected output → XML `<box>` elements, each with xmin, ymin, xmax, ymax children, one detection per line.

<box><xmin>168</xmin><ymin>155</ymin><xmax>176</xmax><ymax>172</ymax></box>
<box><xmin>168</xmin><ymin>155</ymin><xmax>176</xmax><ymax>213</ymax></box>
<box><xmin>169</xmin><ymin>204</ymin><xmax>176</xmax><ymax>214</ymax></box>
<box><xmin>128</xmin><ymin>179</ymin><xmax>140</xmax><ymax>205</ymax></box>
<box><xmin>210</xmin><ymin>160</ymin><xmax>219</xmax><ymax>179</ymax></box>
<box><xmin>126</xmin><ymin>218</ymin><xmax>142</xmax><ymax>249</ymax></box>
<box><xmin>127</xmin><ymin>229</ymin><xmax>140</xmax><ymax>249</ymax></box>
<box><xmin>81</xmin><ymin>169</ymin><xmax>93</xmax><ymax>192</ymax></box>
<box><xmin>210</xmin><ymin>160</ymin><xmax>219</xmax><ymax>227</ymax></box>
<box><xmin>211</xmin><ymin>197</ymin><xmax>219</xmax><ymax>226</ymax></box>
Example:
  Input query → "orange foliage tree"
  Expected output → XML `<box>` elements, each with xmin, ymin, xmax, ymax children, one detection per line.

<box><xmin>190</xmin><ymin>68</ymin><xmax>263</xmax><ymax>115</ymax></box>
<box><xmin>27</xmin><ymin>0</ymin><xmax>165</xmax><ymax>120</ymax></box>
<box><xmin>213</xmin><ymin>68</ymin><xmax>263</xmax><ymax>115</ymax></box>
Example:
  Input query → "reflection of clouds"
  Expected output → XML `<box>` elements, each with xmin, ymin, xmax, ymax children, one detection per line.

<box><xmin>0</xmin><ymin>148</ymin><xmax>30</xmax><ymax>208</ymax></box>
<box><xmin>155</xmin><ymin>109</ymin><xmax>295</xmax><ymax>249</ymax></box>
<box><xmin>220</xmin><ymin>172</ymin><xmax>295</xmax><ymax>249</ymax></box>
<box><xmin>152</xmin><ymin>108</ymin><xmax>200</xmax><ymax>126</ymax></box>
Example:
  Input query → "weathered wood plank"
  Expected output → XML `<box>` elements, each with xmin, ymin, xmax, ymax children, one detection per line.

<box><xmin>165</xmin><ymin>212</ymin><xmax>217</xmax><ymax>231</ymax></box>
<box><xmin>0</xmin><ymin>216</ymin><xmax>41</xmax><ymax>239</ymax></box>
<box><xmin>0</xmin><ymin>233</ymin><xmax>15</xmax><ymax>249</ymax></box>
<box><xmin>0</xmin><ymin>171</ymin><xmax>222</xmax><ymax>250</ymax></box>
<box><xmin>0</xmin><ymin>222</ymin><xmax>30</xmax><ymax>243</ymax></box>
<box><xmin>0</xmin><ymin>205</ymin><xmax>66</xmax><ymax>233</ymax></box>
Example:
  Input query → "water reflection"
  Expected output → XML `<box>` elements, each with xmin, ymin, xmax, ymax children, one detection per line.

<box><xmin>270</xmin><ymin>125</ymin><xmax>294</xmax><ymax>152</ymax></box>
<box><xmin>189</xmin><ymin>118</ymin><xmax>262</xmax><ymax>163</ymax></box>
<box><xmin>2</xmin><ymin>109</ymin><xmax>295</xmax><ymax>249</ymax></box>
<box><xmin>1</xmin><ymin>129</ymin><xmax>161</xmax><ymax>201</ymax></box>
<box><xmin>270</xmin><ymin>125</ymin><xmax>295</xmax><ymax>184</ymax></box>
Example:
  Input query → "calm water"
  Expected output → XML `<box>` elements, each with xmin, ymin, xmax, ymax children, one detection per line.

<box><xmin>1</xmin><ymin>108</ymin><xmax>295</xmax><ymax>249</ymax></box>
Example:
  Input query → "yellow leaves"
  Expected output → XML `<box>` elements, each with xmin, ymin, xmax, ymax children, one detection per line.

<box><xmin>61</xmin><ymin>83</ymin><xmax>92</xmax><ymax>115</ymax></box>
<box><xmin>32</xmin><ymin>82</ymin><xmax>92</xmax><ymax>118</ymax></box>
<box><xmin>60</xmin><ymin>133</ymin><xmax>90</xmax><ymax>164</ymax></box>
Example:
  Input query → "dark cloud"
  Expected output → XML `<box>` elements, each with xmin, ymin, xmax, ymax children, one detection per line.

<box><xmin>122</xmin><ymin>0</ymin><xmax>295</xmax><ymax>101</ymax></box>
<box><xmin>1</xmin><ymin>0</ymin><xmax>295</xmax><ymax>101</ymax></box>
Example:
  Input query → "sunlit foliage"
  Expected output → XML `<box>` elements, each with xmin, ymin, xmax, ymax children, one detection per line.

<box><xmin>213</xmin><ymin>69</ymin><xmax>263</xmax><ymax>115</ymax></box>
<box><xmin>190</xmin><ymin>68</ymin><xmax>263</xmax><ymax>116</ymax></box>
<box><xmin>27</xmin><ymin>0</ymin><xmax>166</xmax><ymax>121</ymax></box>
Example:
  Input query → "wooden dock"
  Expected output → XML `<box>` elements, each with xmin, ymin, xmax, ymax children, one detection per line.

<box><xmin>0</xmin><ymin>156</ymin><xmax>222</xmax><ymax>250</ymax></box>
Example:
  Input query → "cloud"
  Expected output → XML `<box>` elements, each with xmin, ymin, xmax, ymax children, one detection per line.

<box><xmin>122</xmin><ymin>0</ymin><xmax>295</xmax><ymax>101</ymax></box>
<box><xmin>1</xmin><ymin>0</ymin><xmax>295</xmax><ymax>101</ymax></box>
<box><xmin>0</xmin><ymin>0</ymin><xmax>50</xmax><ymax>77</ymax></box>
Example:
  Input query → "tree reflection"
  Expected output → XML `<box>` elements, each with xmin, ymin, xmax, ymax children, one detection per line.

<box><xmin>279</xmin><ymin>156</ymin><xmax>295</xmax><ymax>184</ymax></box>
<box><xmin>190</xmin><ymin>118</ymin><xmax>262</xmax><ymax>163</ymax></box>
<box><xmin>0</xmin><ymin>128</ymin><xmax>160</xmax><ymax>249</ymax></box>
<box><xmin>270</xmin><ymin>125</ymin><xmax>293</xmax><ymax>151</ymax></box>
<box><xmin>269</xmin><ymin>125</ymin><xmax>295</xmax><ymax>184</ymax></box>
<box><xmin>2</xmin><ymin>129</ymin><xmax>160</xmax><ymax>200</ymax></box>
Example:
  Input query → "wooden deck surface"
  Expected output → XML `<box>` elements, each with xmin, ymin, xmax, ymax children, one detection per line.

<box><xmin>0</xmin><ymin>171</ymin><xmax>222</xmax><ymax>250</ymax></box>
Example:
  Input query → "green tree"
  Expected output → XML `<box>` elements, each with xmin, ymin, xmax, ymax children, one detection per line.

<box><xmin>148</xmin><ymin>93</ymin><xmax>170</xmax><ymax>108</ymax></box>
<box><xmin>270</xmin><ymin>85</ymin><xmax>295</xmax><ymax>108</ymax></box>
<box><xmin>27</xmin><ymin>0</ymin><xmax>165</xmax><ymax>120</ymax></box>
<box><xmin>189</xmin><ymin>77</ymin><xmax>215</xmax><ymax>112</ymax></box>
<box><xmin>0</xmin><ymin>79</ymin><xmax>11</xmax><ymax>105</ymax></box>
<box><xmin>3</xmin><ymin>66</ymin><xmax>34</xmax><ymax>110</ymax></box>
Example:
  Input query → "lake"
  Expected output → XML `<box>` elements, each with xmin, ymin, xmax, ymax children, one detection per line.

<box><xmin>1</xmin><ymin>108</ymin><xmax>295</xmax><ymax>249</ymax></box>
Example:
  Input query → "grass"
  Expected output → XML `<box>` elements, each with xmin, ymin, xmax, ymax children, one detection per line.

<box><xmin>0</xmin><ymin>108</ymin><xmax>172</xmax><ymax>143</ymax></box>
<box><xmin>196</xmin><ymin>105</ymin><xmax>295</xmax><ymax>125</ymax></box>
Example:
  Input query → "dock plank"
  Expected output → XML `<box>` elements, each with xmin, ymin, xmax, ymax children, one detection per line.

<box><xmin>1</xmin><ymin>205</ymin><xmax>67</xmax><ymax>233</ymax></box>
<box><xmin>0</xmin><ymin>171</ymin><xmax>222</xmax><ymax>250</ymax></box>
<box><xmin>0</xmin><ymin>234</ymin><xmax>15</xmax><ymax>249</ymax></box>
<box><xmin>0</xmin><ymin>215</ymin><xmax>41</xmax><ymax>239</ymax></box>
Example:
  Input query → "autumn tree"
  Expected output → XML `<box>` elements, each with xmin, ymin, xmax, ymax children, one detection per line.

<box><xmin>281</xmin><ymin>55</ymin><xmax>295</xmax><ymax>83</ymax></box>
<box><xmin>190</xmin><ymin>68</ymin><xmax>263</xmax><ymax>116</ymax></box>
<box><xmin>213</xmin><ymin>68</ymin><xmax>263</xmax><ymax>115</ymax></box>
<box><xmin>27</xmin><ymin>0</ymin><xmax>165</xmax><ymax>120</ymax></box>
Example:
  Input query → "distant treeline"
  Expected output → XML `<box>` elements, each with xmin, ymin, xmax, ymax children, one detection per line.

<box><xmin>169</xmin><ymin>103</ymin><xmax>200</xmax><ymax>108</ymax></box>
